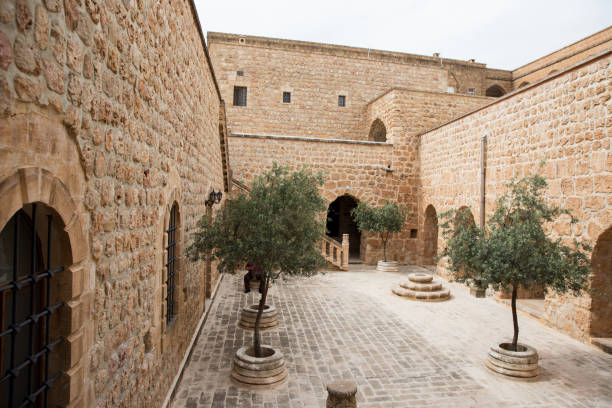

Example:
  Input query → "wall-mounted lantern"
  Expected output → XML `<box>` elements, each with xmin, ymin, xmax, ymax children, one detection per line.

<box><xmin>205</xmin><ymin>189</ymin><xmax>223</xmax><ymax>207</ymax></box>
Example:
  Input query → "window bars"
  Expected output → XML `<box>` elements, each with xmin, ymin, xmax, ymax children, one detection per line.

<box><xmin>165</xmin><ymin>204</ymin><xmax>178</xmax><ymax>325</ymax></box>
<box><xmin>0</xmin><ymin>204</ymin><xmax>64</xmax><ymax>407</ymax></box>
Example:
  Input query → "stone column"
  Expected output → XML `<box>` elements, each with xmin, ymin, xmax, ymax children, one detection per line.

<box><xmin>342</xmin><ymin>234</ymin><xmax>349</xmax><ymax>267</ymax></box>
<box><xmin>326</xmin><ymin>381</ymin><xmax>357</xmax><ymax>408</ymax></box>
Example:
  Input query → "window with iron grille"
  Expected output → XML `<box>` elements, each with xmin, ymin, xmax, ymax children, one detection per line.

<box><xmin>282</xmin><ymin>92</ymin><xmax>291</xmax><ymax>103</ymax></box>
<box><xmin>0</xmin><ymin>204</ymin><xmax>64</xmax><ymax>407</ymax></box>
<box><xmin>468</xmin><ymin>88</ymin><xmax>475</xmax><ymax>95</ymax></box>
<box><xmin>166</xmin><ymin>203</ymin><xmax>178</xmax><ymax>325</ymax></box>
<box><xmin>338</xmin><ymin>95</ymin><xmax>346</xmax><ymax>107</ymax></box>
<box><xmin>233</xmin><ymin>86</ymin><xmax>247</xmax><ymax>106</ymax></box>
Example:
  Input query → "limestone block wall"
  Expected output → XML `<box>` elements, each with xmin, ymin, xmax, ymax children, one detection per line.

<box><xmin>0</xmin><ymin>0</ymin><xmax>226</xmax><ymax>406</ymax></box>
<box><xmin>512</xmin><ymin>26</ymin><xmax>612</xmax><ymax>89</ymax></box>
<box><xmin>229</xmin><ymin>90</ymin><xmax>491</xmax><ymax>264</ymax></box>
<box><xmin>419</xmin><ymin>50</ymin><xmax>611</xmax><ymax>340</ymax></box>
<box><xmin>208</xmin><ymin>32</ymin><xmax>511</xmax><ymax>141</ymax></box>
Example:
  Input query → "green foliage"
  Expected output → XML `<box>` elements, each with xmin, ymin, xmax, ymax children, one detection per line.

<box><xmin>439</xmin><ymin>173</ymin><xmax>592</xmax><ymax>347</ymax></box>
<box><xmin>351</xmin><ymin>200</ymin><xmax>407</xmax><ymax>261</ymax></box>
<box><xmin>187</xmin><ymin>164</ymin><xmax>327</xmax><ymax>280</ymax></box>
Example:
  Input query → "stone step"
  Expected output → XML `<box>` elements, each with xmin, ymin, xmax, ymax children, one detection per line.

<box><xmin>591</xmin><ymin>338</ymin><xmax>612</xmax><ymax>354</ymax></box>
<box><xmin>392</xmin><ymin>286</ymin><xmax>450</xmax><ymax>301</ymax></box>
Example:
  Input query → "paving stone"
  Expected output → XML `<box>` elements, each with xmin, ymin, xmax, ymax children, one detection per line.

<box><xmin>171</xmin><ymin>265</ymin><xmax>612</xmax><ymax>407</ymax></box>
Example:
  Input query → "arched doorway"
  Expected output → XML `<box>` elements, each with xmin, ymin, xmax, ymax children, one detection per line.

<box><xmin>0</xmin><ymin>202</ymin><xmax>71</xmax><ymax>406</ymax></box>
<box><xmin>423</xmin><ymin>205</ymin><xmax>438</xmax><ymax>265</ymax></box>
<box><xmin>326</xmin><ymin>195</ymin><xmax>360</xmax><ymax>259</ymax></box>
<box><xmin>590</xmin><ymin>226</ymin><xmax>612</xmax><ymax>337</ymax></box>
<box><xmin>485</xmin><ymin>85</ymin><xmax>506</xmax><ymax>97</ymax></box>
<box><xmin>368</xmin><ymin>119</ymin><xmax>387</xmax><ymax>142</ymax></box>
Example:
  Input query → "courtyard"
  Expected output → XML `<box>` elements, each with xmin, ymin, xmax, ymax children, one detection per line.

<box><xmin>170</xmin><ymin>266</ymin><xmax>612</xmax><ymax>408</ymax></box>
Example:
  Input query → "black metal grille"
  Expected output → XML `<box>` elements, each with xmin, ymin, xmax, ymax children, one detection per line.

<box><xmin>283</xmin><ymin>91</ymin><xmax>291</xmax><ymax>103</ymax></box>
<box><xmin>165</xmin><ymin>203</ymin><xmax>178</xmax><ymax>325</ymax></box>
<box><xmin>0</xmin><ymin>204</ymin><xmax>64</xmax><ymax>407</ymax></box>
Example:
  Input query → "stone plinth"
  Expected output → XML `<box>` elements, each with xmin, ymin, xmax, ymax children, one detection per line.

<box><xmin>392</xmin><ymin>272</ymin><xmax>451</xmax><ymax>301</ymax></box>
<box><xmin>326</xmin><ymin>381</ymin><xmax>357</xmax><ymax>408</ymax></box>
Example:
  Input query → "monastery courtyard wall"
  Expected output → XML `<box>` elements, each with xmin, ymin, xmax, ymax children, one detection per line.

<box><xmin>0</xmin><ymin>0</ymin><xmax>227</xmax><ymax>406</ymax></box>
<box><xmin>420</xmin><ymin>50</ymin><xmax>611</xmax><ymax>341</ymax></box>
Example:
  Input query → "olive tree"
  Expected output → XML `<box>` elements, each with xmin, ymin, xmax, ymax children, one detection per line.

<box><xmin>439</xmin><ymin>174</ymin><xmax>591</xmax><ymax>350</ymax></box>
<box><xmin>351</xmin><ymin>200</ymin><xmax>407</xmax><ymax>262</ymax></box>
<box><xmin>188</xmin><ymin>164</ymin><xmax>326</xmax><ymax>357</ymax></box>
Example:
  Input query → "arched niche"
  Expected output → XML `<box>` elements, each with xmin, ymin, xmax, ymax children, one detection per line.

<box><xmin>485</xmin><ymin>84</ymin><xmax>506</xmax><ymax>97</ymax></box>
<box><xmin>368</xmin><ymin>119</ymin><xmax>387</xmax><ymax>142</ymax></box>
<box><xmin>590</xmin><ymin>226</ymin><xmax>612</xmax><ymax>337</ymax></box>
<box><xmin>423</xmin><ymin>205</ymin><xmax>438</xmax><ymax>265</ymax></box>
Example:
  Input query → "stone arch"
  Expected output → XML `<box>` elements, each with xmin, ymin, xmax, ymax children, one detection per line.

<box><xmin>422</xmin><ymin>204</ymin><xmax>438</xmax><ymax>265</ymax></box>
<box><xmin>590</xmin><ymin>225</ymin><xmax>612</xmax><ymax>337</ymax></box>
<box><xmin>548</xmin><ymin>69</ymin><xmax>559</xmax><ymax>76</ymax></box>
<box><xmin>0</xmin><ymin>167</ymin><xmax>91</xmax><ymax>406</ymax></box>
<box><xmin>485</xmin><ymin>84</ymin><xmax>506</xmax><ymax>97</ymax></box>
<box><xmin>518</xmin><ymin>81</ymin><xmax>530</xmax><ymax>89</ymax></box>
<box><xmin>368</xmin><ymin>118</ymin><xmax>387</xmax><ymax>142</ymax></box>
<box><xmin>326</xmin><ymin>194</ymin><xmax>361</xmax><ymax>259</ymax></box>
<box><xmin>456</xmin><ymin>206</ymin><xmax>476</xmax><ymax>228</ymax></box>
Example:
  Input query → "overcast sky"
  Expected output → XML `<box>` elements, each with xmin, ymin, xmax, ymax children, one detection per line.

<box><xmin>193</xmin><ymin>0</ymin><xmax>611</xmax><ymax>70</ymax></box>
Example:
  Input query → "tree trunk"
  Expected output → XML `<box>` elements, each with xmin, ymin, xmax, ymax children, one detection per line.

<box><xmin>253</xmin><ymin>274</ymin><xmax>269</xmax><ymax>358</ymax></box>
<box><xmin>382</xmin><ymin>232</ymin><xmax>389</xmax><ymax>262</ymax></box>
<box><xmin>511</xmin><ymin>284</ymin><xmax>519</xmax><ymax>351</ymax></box>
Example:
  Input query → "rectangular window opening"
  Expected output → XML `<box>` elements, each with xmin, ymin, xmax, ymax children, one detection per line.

<box><xmin>467</xmin><ymin>88</ymin><xmax>475</xmax><ymax>95</ymax></box>
<box><xmin>233</xmin><ymin>86</ymin><xmax>247</xmax><ymax>106</ymax></box>
<box><xmin>283</xmin><ymin>91</ymin><xmax>291</xmax><ymax>103</ymax></box>
<box><xmin>338</xmin><ymin>95</ymin><xmax>346</xmax><ymax>107</ymax></box>
<box><xmin>410</xmin><ymin>229</ymin><xmax>418</xmax><ymax>238</ymax></box>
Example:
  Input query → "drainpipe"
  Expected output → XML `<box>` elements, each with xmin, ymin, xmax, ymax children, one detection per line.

<box><xmin>480</xmin><ymin>132</ymin><xmax>487</xmax><ymax>229</ymax></box>
<box><xmin>471</xmin><ymin>132</ymin><xmax>488</xmax><ymax>298</ymax></box>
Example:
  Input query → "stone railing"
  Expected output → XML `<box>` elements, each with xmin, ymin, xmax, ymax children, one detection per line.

<box><xmin>320</xmin><ymin>234</ymin><xmax>349</xmax><ymax>271</ymax></box>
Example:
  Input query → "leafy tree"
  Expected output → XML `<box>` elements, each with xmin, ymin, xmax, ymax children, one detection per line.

<box><xmin>188</xmin><ymin>164</ymin><xmax>326</xmax><ymax>357</ymax></box>
<box><xmin>440</xmin><ymin>174</ymin><xmax>591</xmax><ymax>351</ymax></box>
<box><xmin>351</xmin><ymin>200</ymin><xmax>407</xmax><ymax>262</ymax></box>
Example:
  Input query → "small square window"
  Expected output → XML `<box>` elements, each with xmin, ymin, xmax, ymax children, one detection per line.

<box><xmin>237</xmin><ymin>70</ymin><xmax>244</xmax><ymax>76</ymax></box>
<box><xmin>410</xmin><ymin>229</ymin><xmax>418</xmax><ymax>238</ymax></box>
<box><xmin>283</xmin><ymin>91</ymin><xmax>291</xmax><ymax>103</ymax></box>
<box><xmin>467</xmin><ymin>88</ymin><xmax>475</xmax><ymax>95</ymax></box>
<box><xmin>233</xmin><ymin>86</ymin><xmax>247</xmax><ymax>106</ymax></box>
<box><xmin>338</xmin><ymin>95</ymin><xmax>346</xmax><ymax>107</ymax></box>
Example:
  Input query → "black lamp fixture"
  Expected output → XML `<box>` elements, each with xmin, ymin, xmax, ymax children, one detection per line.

<box><xmin>205</xmin><ymin>189</ymin><xmax>223</xmax><ymax>207</ymax></box>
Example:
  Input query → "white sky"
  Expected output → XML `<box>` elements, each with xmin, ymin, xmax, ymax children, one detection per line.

<box><xmin>193</xmin><ymin>0</ymin><xmax>611</xmax><ymax>70</ymax></box>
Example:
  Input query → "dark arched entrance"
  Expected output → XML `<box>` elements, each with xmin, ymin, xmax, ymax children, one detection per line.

<box><xmin>590</xmin><ymin>226</ymin><xmax>612</xmax><ymax>337</ymax></box>
<box><xmin>326</xmin><ymin>195</ymin><xmax>361</xmax><ymax>258</ymax></box>
<box><xmin>485</xmin><ymin>85</ymin><xmax>506</xmax><ymax>97</ymax></box>
<box><xmin>423</xmin><ymin>205</ymin><xmax>438</xmax><ymax>265</ymax></box>
<box><xmin>368</xmin><ymin>119</ymin><xmax>387</xmax><ymax>142</ymax></box>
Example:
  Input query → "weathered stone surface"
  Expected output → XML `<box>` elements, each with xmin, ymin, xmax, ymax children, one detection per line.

<box><xmin>327</xmin><ymin>381</ymin><xmax>357</xmax><ymax>408</ymax></box>
<box><xmin>16</xmin><ymin>0</ymin><xmax>32</xmax><ymax>31</ymax></box>
<box><xmin>34</xmin><ymin>5</ymin><xmax>49</xmax><ymax>49</ymax></box>
<box><xmin>0</xmin><ymin>30</ymin><xmax>12</xmax><ymax>69</ymax></box>
<box><xmin>14</xmin><ymin>75</ymin><xmax>41</xmax><ymax>101</ymax></box>
<box><xmin>14</xmin><ymin>34</ymin><xmax>40</xmax><ymax>74</ymax></box>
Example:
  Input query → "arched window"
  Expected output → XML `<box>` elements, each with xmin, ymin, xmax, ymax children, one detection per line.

<box><xmin>0</xmin><ymin>203</ymin><xmax>67</xmax><ymax>407</ymax></box>
<box><xmin>485</xmin><ymin>85</ymin><xmax>506</xmax><ymax>97</ymax></box>
<box><xmin>165</xmin><ymin>203</ymin><xmax>179</xmax><ymax>325</ymax></box>
<box><xmin>423</xmin><ymin>205</ymin><xmax>438</xmax><ymax>265</ymax></box>
<box><xmin>368</xmin><ymin>119</ymin><xmax>386</xmax><ymax>142</ymax></box>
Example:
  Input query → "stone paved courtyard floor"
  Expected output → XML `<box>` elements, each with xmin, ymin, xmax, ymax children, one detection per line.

<box><xmin>171</xmin><ymin>265</ymin><xmax>612</xmax><ymax>407</ymax></box>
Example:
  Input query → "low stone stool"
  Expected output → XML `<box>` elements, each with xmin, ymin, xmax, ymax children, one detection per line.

<box><xmin>326</xmin><ymin>381</ymin><xmax>357</xmax><ymax>408</ymax></box>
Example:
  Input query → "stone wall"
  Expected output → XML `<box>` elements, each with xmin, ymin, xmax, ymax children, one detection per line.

<box><xmin>419</xmin><ymin>51</ymin><xmax>611</xmax><ymax>341</ymax></box>
<box><xmin>0</xmin><ymin>0</ymin><xmax>226</xmax><ymax>406</ymax></box>
<box><xmin>208</xmin><ymin>32</ymin><xmax>511</xmax><ymax>141</ymax></box>
<box><xmin>512</xmin><ymin>26</ymin><xmax>612</xmax><ymax>89</ymax></box>
<box><xmin>228</xmin><ymin>90</ymin><xmax>491</xmax><ymax>264</ymax></box>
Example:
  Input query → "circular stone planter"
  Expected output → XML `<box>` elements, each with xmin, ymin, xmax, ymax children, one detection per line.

<box><xmin>239</xmin><ymin>304</ymin><xmax>279</xmax><ymax>330</ymax></box>
<box><xmin>486</xmin><ymin>342</ymin><xmax>539</xmax><ymax>378</ymax></box>
<box><xmin>376</xmin><ymin>260</ymin><xmax>398</xmax><ymax>273</ymax></box>
<box><xmin>231</xmin><ymin>346</ymin><xmax>288</xmax><ymax>389</ymax></box>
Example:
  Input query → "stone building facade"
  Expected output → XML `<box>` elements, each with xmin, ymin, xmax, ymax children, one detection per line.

<box><xmin>208</xmin><ymin>29</ymin><xmax>611</xmax><ymax>344</ymax></box>
<box><xmin>0</xmin><ymin>0</ymin><xmax>228</xmax><ymax>407</ymax></box>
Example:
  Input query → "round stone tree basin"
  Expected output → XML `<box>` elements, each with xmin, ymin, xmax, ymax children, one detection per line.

<box><xmin>377</xmin><ymin>260</ymin><xmax>398</xmax><ymax>272</ymax></box>
<box><xmin>239</xmin><ymin>304</ymin><xmax>279</xmax><ymax>330</ymax></box>
<box><xmin>486</xmin><ymin>342</ymin><xmax>539</xmax><ymax>378</ymax></box>
<box><xmin>231</xmin><ymin>346</ymin><xmax>288</xmax><ymax>389</ymax></box>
